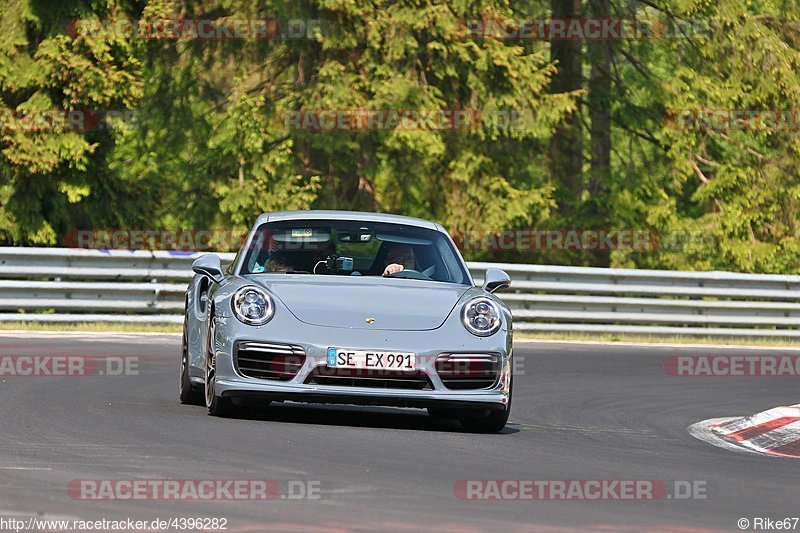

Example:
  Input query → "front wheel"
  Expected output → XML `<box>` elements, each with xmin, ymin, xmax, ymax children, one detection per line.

<box><xmin>459</xmin><ymin>377</ymin><xmax>512</xmax><ymax>433</ymax></box>
<box><xmin>204</xmin><ymin>318</ymin><xmax>234</xmax><ymax>417</ymax></box>
<box><xmin>179</xmin><ymin>322</ymin><xmax>203</xmax><ymax>405</ymax></box>
<box><xmin>459</xmin><ymin>408</ymin><xmax>510</xmax><ymax>433</ymax></box>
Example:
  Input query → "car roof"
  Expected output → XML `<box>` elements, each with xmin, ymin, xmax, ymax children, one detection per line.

<box><xmin>254</xmin><ymin>210</ymin><xmax>441</xmax><ymax>230</ymax></box>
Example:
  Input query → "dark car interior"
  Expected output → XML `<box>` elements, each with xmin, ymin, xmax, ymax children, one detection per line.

<box><xmin>241</xmin><ymin>220</ymin><xmax>470</xmax><ymax>284</ymax></box>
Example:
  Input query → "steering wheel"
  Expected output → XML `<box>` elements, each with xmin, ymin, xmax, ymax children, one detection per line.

<box><xmin>385</xmin><ymin>269</ymin><xmax>431</xmax><ymax>280</ymax></box>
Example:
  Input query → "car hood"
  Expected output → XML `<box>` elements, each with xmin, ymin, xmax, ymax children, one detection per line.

<box><xmin>244</xmin><ymin>275</ymin><xmax>471</xmax><ymax>331</ymax></box>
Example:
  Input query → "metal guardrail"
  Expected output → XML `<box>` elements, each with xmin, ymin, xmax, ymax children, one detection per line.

<box><xmin>1</xmin><ymin>248</ymin><xmax>800</xmax><ymax>337</ymax></box>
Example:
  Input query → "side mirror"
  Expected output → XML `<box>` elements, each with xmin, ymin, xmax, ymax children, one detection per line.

<box><xmin>482</xmin><ymin>268</ymin><xmax>511</xmax><ymax>293</ymax></box>
<box><xmin>192</xmin><ymin>254</ymin><xmax>224</xmax><ymax>284</ymax></box>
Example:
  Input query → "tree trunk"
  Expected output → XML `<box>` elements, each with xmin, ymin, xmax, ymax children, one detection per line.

<box><xmin>587</xmin><ymin>0</ymin><xmax>612</xmax><ymax>266</ymax></box>
<box><xmin>548</xmin><ymin>0</ymin><xmax>584</xmax><ymax>221</ymax></box>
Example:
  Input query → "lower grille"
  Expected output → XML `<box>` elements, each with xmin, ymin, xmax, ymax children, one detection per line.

<box><xmin>435</xmin><ymin>353</ymin><xmax>501</xmax><ymax>390</ymax></box>
<box><xmin>305</xmin><ymin>366</ymin><xmax>433</xmax><ymax>390</ymax></box>
<box><xmin>234</xmin><ymin>341</ymin><xmax>306</xmax><ymax>381</ymax></box>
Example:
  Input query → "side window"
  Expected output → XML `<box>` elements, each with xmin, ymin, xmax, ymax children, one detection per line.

<box><xmin>413</xmin><ymin>245</ymin><xmax>435</xmax><ymax>274</ymax></box>
<box><xmin>436</xmin><ymin>239</ymin><xmax>461</xmax><ymax>284</ymax></box>
<box><xmin>241</xmin><ymin>227</ymin><xmax>268</xmax><ymax>273</ymax></box>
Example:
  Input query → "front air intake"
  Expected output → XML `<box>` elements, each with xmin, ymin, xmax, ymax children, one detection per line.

<box><xmin>305</xmin><ymin>366</ymin><xmax>433</xmax><ymax>390</ymax></box>
<box><xmin>435</xmin><ymin>353</ymin><xmax>501</xmax><ymax>390</ymax></box>
<box><xmin>234</xmin><ymin>341</ymin><xmax>306</xmax><ymax>381</ymax></box>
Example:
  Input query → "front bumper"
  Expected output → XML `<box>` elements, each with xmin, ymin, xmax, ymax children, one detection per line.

<box><xmin>210</xmin><ymin>316</ymin><xmax>512</xmax><ymax>411</ymax></box>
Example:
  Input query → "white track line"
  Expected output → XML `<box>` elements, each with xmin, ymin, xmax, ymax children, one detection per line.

<box><xmin>0</xmin><ymin>330</ymin><xmax>180</xmax><ymax>339</ymax></box>
<box><xmin>515</xmin><ymin>338</ymin><xmax>800</xmax><ymax>350</ymax></box>
<box><xmin>688</xmin><ymin>418</ymin><xmax>759</xmax><ymax>456</ymax></box>
<box><xmin>0</xmin><ymin>331</ymin><xmax>797</xmax><ymax>349</ymax></box>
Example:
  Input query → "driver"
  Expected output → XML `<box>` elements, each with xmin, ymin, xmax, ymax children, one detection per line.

<box><xmin>382</xmin><ymin>244</ymin><xmax>416</xmax><ymax>276</ymax></box>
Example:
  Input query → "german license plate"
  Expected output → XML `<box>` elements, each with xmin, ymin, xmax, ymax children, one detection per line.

<box><xmin>327</xmin><ymin>349</ymin><xmax>416</xmax><ymax>370</ymax></box>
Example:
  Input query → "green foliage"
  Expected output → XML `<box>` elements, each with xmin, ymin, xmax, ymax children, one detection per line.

<box><xmin>0</xmin><ymin>0</ymin><xmax>798</xmax><ymax>275</ymax></box>
<box><xmin>606</xmin><ymin>0</ymin><xmax>800</xmax><ymax>273</ymax></box>
<box><xmin>0</xmin><ymin>0</ymin><xmax>143</xmax><ymax>244</ymax></box>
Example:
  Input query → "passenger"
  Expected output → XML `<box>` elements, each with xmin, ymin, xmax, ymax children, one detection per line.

<box><xmin>267</xmin><ymin>254</ymin><xmax>293</xmax><ymax>272</ymax></box>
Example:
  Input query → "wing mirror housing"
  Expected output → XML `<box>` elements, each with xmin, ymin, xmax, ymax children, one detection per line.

<box><xmin>192</xmin><ymin>254</ymin><xmax>224</xmax><ymax>284</ymax></box>
<box><xmin>482</xmin><ymin>268</ymin><xmax>511</xmax><ymax>293</ymax></box>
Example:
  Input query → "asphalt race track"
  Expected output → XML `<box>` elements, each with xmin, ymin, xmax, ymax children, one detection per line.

<box><xmin>0</xmin><ymin>332</ymin><xmax>798</xmax><ymax>532</ymax></box>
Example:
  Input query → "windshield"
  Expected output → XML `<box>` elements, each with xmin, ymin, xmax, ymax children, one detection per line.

<box><xmin>239</xmin><ymin>219</ymin><xmax>470</xmax><ymax>284</ymax></box>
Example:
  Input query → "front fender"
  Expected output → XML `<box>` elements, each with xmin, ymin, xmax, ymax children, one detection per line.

<box><xmin>185</xmin><ymin>273</ymin><xmax>232</xmax><ymax>376</ymax></box>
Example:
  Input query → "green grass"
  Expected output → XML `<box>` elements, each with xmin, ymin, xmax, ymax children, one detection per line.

<box><xmin>0</xmin><ymin>322</ymin><xmax>182</xmax><ymax>333</ymax></box>
<box><xmin>1</xmin><ymin>322</ymin><xmax>798</xmax><ymax>347</ymax></box>
<box><xmin>515</xmin><ymin>331</ymin><xmax>800</xmax><ymax>347</ymax></box>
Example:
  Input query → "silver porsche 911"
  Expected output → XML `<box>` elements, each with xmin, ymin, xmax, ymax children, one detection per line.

<box><xmin>179</xmin><ymin>210</ymin><xmax>513</xmax><ymax>432</ymax></box>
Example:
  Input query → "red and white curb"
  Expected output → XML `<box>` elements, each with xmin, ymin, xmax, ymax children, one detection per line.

<box><xmin>689</xmin><ymin>404</ymin><xmax>800</xmax><ymax>458</ymax></box>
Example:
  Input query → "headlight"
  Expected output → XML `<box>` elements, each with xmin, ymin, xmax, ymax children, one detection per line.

<box><xmin>461</xmin><ymin>297</ymin><xmax>502</xmax><ymax>337</ymax></box>
<box><xmin>232</xmin><ymin>286</ymin><xmax>275</xmax><ymax>326</ymax></box>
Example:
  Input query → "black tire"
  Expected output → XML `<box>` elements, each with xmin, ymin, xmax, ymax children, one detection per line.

<box><xmin>204</xmin><ymin>316</ymin><xmax>235</xmax><ymax>417</ymax></box>
<box><xmin>459</xmin><ymin>408</ymin><xmax>511</xmax><ymax>433</ymax></box>
<box><xmin>459</xmin><ymin>376</ymin><xmax>513</xmax><ymax>433</ymax></box>
<box><xmin>179</xmin><ymin>322</ymin><xmax>203</xmax><ymax>405</ymax></box>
